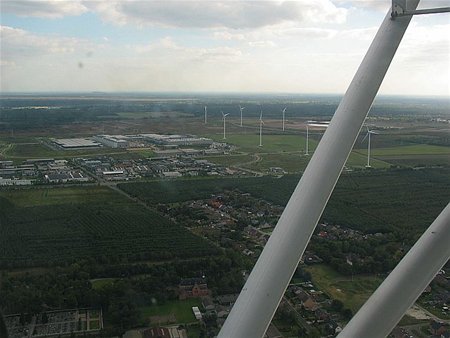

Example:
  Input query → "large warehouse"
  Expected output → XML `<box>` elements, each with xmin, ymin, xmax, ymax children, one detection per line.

<box><xmin>52</xmin><ymin>138</ymin><xmax>102</xmax><ymax>149</ymax></box>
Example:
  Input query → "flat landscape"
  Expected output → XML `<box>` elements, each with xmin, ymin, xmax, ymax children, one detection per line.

<box><xmin>0</xmin><ymin>93</ymin><xmax>449</xmax><ymax>337</ymax></box>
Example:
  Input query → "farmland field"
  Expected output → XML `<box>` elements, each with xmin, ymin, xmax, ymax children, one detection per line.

<box><xmin>0</xmin><ymin>186</ymin><xmax>219</xmax><ymax>268</ymax></box>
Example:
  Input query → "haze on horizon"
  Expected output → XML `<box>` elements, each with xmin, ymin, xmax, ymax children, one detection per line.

<box><xmin>1</xmin><ymin>0</ymin><xmax>449</xmax><ymax>97</ymax></box>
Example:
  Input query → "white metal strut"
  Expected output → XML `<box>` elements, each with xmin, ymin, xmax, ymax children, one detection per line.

<box><xmin>218</xmin><ymin>1</ymin><xmax>419</xmax><ymax>337</ymax></box>
<box><xmin>338</xmin><ymin>202</ymin><xmax>450</xmax><ymax>338</ymax></box>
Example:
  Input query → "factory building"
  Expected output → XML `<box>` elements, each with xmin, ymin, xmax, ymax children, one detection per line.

<box><xmin>93</xmin><ymin>135</ymin><xmax>129</xmax><ymax>148</ymax></box>
<box><xmin>53</xmin><ymin>138</ymin><xmax>101</xmax><ymax>149</ymax></box>
<box><xmin>140</xmin><ymin>133</ymin><xmax>213</xmax><ymax>146</ymax></box>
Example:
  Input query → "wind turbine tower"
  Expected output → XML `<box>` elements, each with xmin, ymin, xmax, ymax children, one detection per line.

<box><xmin>305</xmin><ymin>123</ymin><xmax>309</xmax><ymax>155</ymax></box>
<box><xmin>282</xmin><ymin>108</ymin><xmax>287</xmax><ymax>131</ymax></box>
<box><xmin>259</xmin><ymin>112</ymin><xmax>264</xmax><ymax>147</ymax></box>
<box><xmin>305</xmin><ymin>121</ymin><xmax>330</xmax><ymax>156</ymax></box>
<box><xmin>222</xmin><ymin>111</ymin><xmax>229</xmax><ymax>140</ymax></box>
<box><xmin>363</xmin><ymin>127</ymin><xmax>379</xmax><ymax>167</ymax></box>
<box><xmin>204</xmin><ymin>106</ymin><xmax>207</xmax><ymax>124</ymax></box>
<box><xmin>239</xmin><ymin>105</ymin><xmax>245</xmax><ymax>127</ymax></box>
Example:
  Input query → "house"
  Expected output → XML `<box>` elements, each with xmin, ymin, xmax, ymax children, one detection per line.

<box><xmin>295</xmin><ymin>290</ymin><xmax>310</xmax><ymax>303</ymax></box>
<box><xmin>302</xmin><ymin>297</ymin><xmax>319</xmax><ymax>311</ymax></box>
<box><xmin>430</xmin><ymin>321</ymin><xmax>448</xmax><ymax>336</ymax></box>
<box><xmin>216</xmin><ymin>294</ymin><xmax>239</xmax><ymax>306</ymax></box>
<box><xmin>314</xmin><ymin>308</ymin><xmax>330</xmax><ymax>321</ymax></box>
<box><xmin>202</xmin><ymin>296</ymin><xmax>216</xmax><ymax>314</ymax></box>
<box><xmin>178</xmin><ymin>278</ymin><xmax>209</xmax><ymax>300</ymax></box>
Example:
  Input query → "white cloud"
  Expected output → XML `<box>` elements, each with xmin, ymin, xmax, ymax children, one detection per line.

<box><xmin>133</xmin><ymin>37</ymin><xmax>243</xmax><ymax>63</ymax></box>
<box><xmin>89</xmin><ymin>0</ymin><xmax>347</xmax><ymax>29</ymax></box>
<box><xmin>333</xmin><ymin>0</ymin><xmax>450</xmax><ymax>12</ymax></box>
<box><xmin>339</xmin><ymin>26</ymin><xmax>378</xmax><ymax>40</ymax></box>
<box><xmin>248</xmin><ymin>40</ymin><xmax>276</xmax><ymax>48</ymax></box>
<box><xmin>0</xmin><ymin>25</ymin><xmax>92</xmax><ymax>60</ymax></box>
<box><xmin>0</xmin><ymin>0</ymin><xmax>88</xmax><ymax>18</ymax></box>
<box><xmin>398</xmin><ymin>23</ymin><xmax>450</xmax><ymax>63</ymax></box>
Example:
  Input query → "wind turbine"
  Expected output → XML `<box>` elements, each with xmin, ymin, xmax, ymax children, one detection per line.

<box><xmin>222</xmin><ymin>111</ymin><xmax>229</xmax><ymax>140</ymax></box>
<box><xmin>305</xmin><ymin>121</ymin><xmax>329</xmax><ymax>156</ymax></box>
<box><xmin>362</xmin><ymin>127</ymin><xmax>379</xmax><ymax>167</ymax></box>
<box><xmin>305</xmin><ymin>123</ymin><xmax>310</xmax><ymax>155</ymax></box>
<box><xmin>282</xmin><ymin>108</ymin><xmax>287</xmax><ymax>131</ymax></box>
<box><xmin>259</xmin><ymin>111</ymin><xmax>264</xmax><ymax>147</ymax></box>
<box><xmin>204</xmin><ymin>106</ymin><xmax>207</xmax><ymax>124</ymax></box>
<box><xmin>239</xmin><ymin>105</ymin><xmax>245</xmax><ymax>127</ymax></box>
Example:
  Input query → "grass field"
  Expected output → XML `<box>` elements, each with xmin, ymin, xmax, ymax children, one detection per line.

<box><xmin>209</xmin><ymin>133</ymin><xmax>319</xmax><ymax>154</ymax></box>
<box><xmin>369</xmin><ymin>144</ymin><xmax>450</xmax><ymax>156</ymax></box>
<box><xmin>0</xmin><ymin>186</ymin><xmax>219</xmax><ymax>268</ymax></box>
<box><xmin>204</xmin><ymin>133</ymin><xmax>391</xmax><ymax>171</ymax></box>
<box><xmin>3</xmin><ymin>142</ymin><xmax>128</xmax><ymax>159</ymax></box>
<box><xmin>377</xmin><ymin>154</ymin><xmax>450</xmax><ymax>167</ymax></box>
<box><xmin>345</xmin><ymin>152</ymin><xmax>391</xmax><ymax>168</ymax></box>
<box><xmin>91</xmin><ymin>278</ymin><xmax>117</xmax><ymax>290</ymax></box>
<box><xmin>243</xmin><ymin>152</ymin><xmax>307</xmax><ymax>173</ymax></box>
<box><xmin>304</xmin><ymin>264</ymin><xmax>382</xmax><ymax>313</ymax></box>
<box><xmin>140</xmin><ymin>298</ymin><xmax>201</xmax><ymax>324</ymax></box>
<box><xmin>116</xmin><ymin>111</ymin><xmax>194</xmax><ymax>119</ymax></box>
<box><xmin>202</xmin><ymin>154</ymin><xmax>254</xmax><ymax>167</ymax></box>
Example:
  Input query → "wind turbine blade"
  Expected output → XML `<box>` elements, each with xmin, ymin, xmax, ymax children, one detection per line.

<box><xmin>361</xmin><ymin>132</ymin><xmax>369</xmax><ymax>143</ymax></box>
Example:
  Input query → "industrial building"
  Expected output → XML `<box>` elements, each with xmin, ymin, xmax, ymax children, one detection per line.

<box><xmin>93</xmin><ymin>135</ymin><xmax>129</xmax><ymax>148</ymax></box>
<box><xmin>140</xmin><ymin>133</ymin><xmax>213</xmax><ymax>146</ymax></box>
<box><xmin>52</xmin><ymin>138</ymin><xmax>102</xmax><ymax>149</ymax></box>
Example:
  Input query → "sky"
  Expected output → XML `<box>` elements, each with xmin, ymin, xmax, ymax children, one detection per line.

<box><xmin>1</xmin><ymin>0</ymin><xmax>449</xmax><ymax>96</ymax></box>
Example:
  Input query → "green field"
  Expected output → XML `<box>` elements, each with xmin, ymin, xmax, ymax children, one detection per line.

<box><xmin>91</xmin><ymin>278</ymin><xmax>117</xmax><ymax>290</ymax></box>
<box><xmin>243</xmin><ymin>152</ymin><xmax>308</xmax><ymax>173</ymax></box>
<box><xmin>116</xmin><ymin>111</ymin><xmax>194</xmax><ymax>119</ymax></box>
<box><xmin>369</xmin><ymin>144</ymin><xmax>450</xmax><ymax>156</ymax></box>
<box><xmin>345</xmin><ymin>152</ymin><xmax>390</xmax><ymax>168</ymax></box>
<box><xmin>240</xmin><ymin>151</ymin><xmax>390</xmax><ymax>173</ymax></box>
<box><xmin>204</xmin><ymin>133</ymin><xmax>391</xmax><ymax>171</ymax></box>
<box><xmin>140</xmin><ymin>298</ymin><xmax>201</xmax><ymax>324</ymax></box>
<box><xmin>378</xmin><ymin>154</ymin><xmax>450</xmax><ymax>167</ymax></box>
<box><xmin>3</xmin><ymin>142</ymin><xmax>128</xmax><ymax>159</ymax></box>
<box><xmin>304</xmin><ymin>264</ymin><xmax>382</xmax><ymax>313</ymax></box>
<box><xmin>0</xmin><ymin>186</ymin><xmax>219</xmax><ymax>268</ymax></box>
<box><xmin>209</xmin><ymin>133</ymin><xmax>319</xmax><ymax>154</ymax></box>
<box><xmin>202</xmin><ymin>154</ymin><xmax>254</xmax><ymax>167</ymax></box>
<box><xmin>1</xmin><ymin>186</ymin><xmax>121</xmax><ymax>207</ymax></box>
